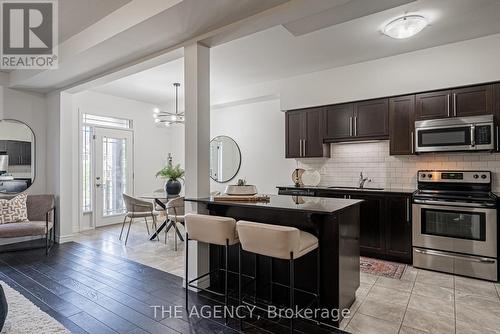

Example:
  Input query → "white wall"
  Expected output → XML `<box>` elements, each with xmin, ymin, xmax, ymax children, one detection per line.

<box><xmin>213</xmin><ymin>33</ymin><xmax>500</xmax><ymax>111</ymax></box>
<box><xmin>210</xmin><ymin>99</ymin><xmax>295</xmax><ymax>194</ymax></box>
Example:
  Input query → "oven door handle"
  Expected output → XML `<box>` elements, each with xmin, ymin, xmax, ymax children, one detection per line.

<box><xmin>414</xmin><ymin>248</ymin><xmax>496</xmax><ymax>263</ymax></box>
<box><xmin>413</xmin><ymin>198</ymin><xmax>495</xmax><ymax>208</ymax></box>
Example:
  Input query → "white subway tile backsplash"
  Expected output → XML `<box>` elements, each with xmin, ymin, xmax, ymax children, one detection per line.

<box><xmin>298</xmin><ymin>141</ymin><xmax>500</xmax><ymax>193</ymax></box>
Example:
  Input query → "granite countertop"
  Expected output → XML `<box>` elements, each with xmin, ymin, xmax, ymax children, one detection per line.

<box><xmin>277</xmin><ymin>185</ymin><xmax>416</xmax><ymax>194</ymax></box>
<box><xmin>185</xmin><ymin>195</ymin><xmax>363</xmax><ymax>215</ymax></box>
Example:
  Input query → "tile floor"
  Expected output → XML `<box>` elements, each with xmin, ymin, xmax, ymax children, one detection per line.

<box><xmin>342</xmin><ymin>266</ymin><xmax>500</xmax><ymax>334</ymax></box>
<box><xmin>73</xmin><ymin>219</ymin><xmax>185</xmax><ymax>277</ymax></box>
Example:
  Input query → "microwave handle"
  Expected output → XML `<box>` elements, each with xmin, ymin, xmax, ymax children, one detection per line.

<box><xmin>470</xmin><ymin>125</ymin><xmax>475</xmax><ymax>147</ymax></box>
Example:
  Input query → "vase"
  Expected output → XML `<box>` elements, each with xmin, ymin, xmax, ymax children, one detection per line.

<box><xmin>165</xmin><ymin>179</ymin><xmax>181</xmax><ymax>196</ymax></box>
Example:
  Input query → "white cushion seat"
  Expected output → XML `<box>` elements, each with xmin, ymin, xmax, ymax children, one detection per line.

<box><xmin>185</xmin><ymin>214</ymin><xmax>238</xmax><ymax>246</ymax></box>
<box><xmin>236</xmin><ymin>221</ymin><xmax>318</xmax><ymax>260</ymax></box>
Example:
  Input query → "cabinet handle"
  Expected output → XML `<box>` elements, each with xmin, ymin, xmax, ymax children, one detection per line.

<box><xmin>496</xmin><ymin>126</ymin><xmax>499</xmax><ymax>151</ymax></box>
<box><xmin>410</xmin><ymin>131</ymin><xmax>414</xmax><ymax>154</ymax></box>
<box><xmin>299</xmin><ymin>139</ymin><xmax>302</xmax><ymax>157</ymax></box>
<box><xmin>303</xmin><ymin>139</ymin><xmax>306</xmax><ymax>156</ymax></box>
<box><xmin>349</xmin><ymin>117</ymin><xmax>353</xmax><ymax>136</ymax></box>
<box><xmin>406</xmin><ymin>198</ymin><xmax>410</xmax><ymax>222</ymax></box>
<box><xmin>453</xmin><ymin>93</ymin><xmax>457</xmax><ymax>116</ymax></box>
<box><xmin>354</xmin><ymin>117</ymin><xmax>357</xmax><ymax>136</ymax></box>
<box><xmin>447</xmin><ymin>94</ymin><xmax>450</xmax><ymax>117</ymax></box>
<box><xmin>470</xmin><ymin>125</ymin><xmax>475</xmax><ymax>147</ymax></box>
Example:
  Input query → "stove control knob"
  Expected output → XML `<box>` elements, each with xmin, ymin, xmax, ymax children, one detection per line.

<box><xmin>473</xmin><ymin>174</ymin><xmax>479</xmax><ymax>179</ymax></box>
<box><xmin>481</xmin><ymin>174</ymin><xmax>487</xmax><ymax>179</ymax></box>
<box><xmin>427</xmin><ymin>174</ymin><xmax>433</xmax><ymax>178</ymax></box>
<box><xmin>421</xmin><ymin>174</ymin><xmax>426</xmax><ymax>178</ymax></box>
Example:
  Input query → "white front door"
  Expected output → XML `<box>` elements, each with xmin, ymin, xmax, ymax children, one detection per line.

<box><xmin>94</xmin><ymin>127</ymin><xmax>133</xmax><ymax>227</ymax></box>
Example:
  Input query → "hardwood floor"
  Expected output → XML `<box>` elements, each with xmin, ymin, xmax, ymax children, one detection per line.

<box><xmin>0</xmin><ymin>242</ymin><xmax>346</xmax><ymax>334</ymax></box>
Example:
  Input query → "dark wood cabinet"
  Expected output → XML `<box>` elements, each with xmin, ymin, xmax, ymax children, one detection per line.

<box><xmin>285</xmin><ymin>108</ymin><xmax>329</xmax><ymax>158</ymax></box>
<box><xmin>324</xmin><ymin>104</ymin><xmax>353</xmax><ymax>140</ymax></box>
<box><xmin>3</xmin><ymin>140</ymin><xmax>31</xmax><ymax>166</ymax></box>
<box><xmin>452</xmin><ymin>84</ymin><xmax>494</xmax><ymax>117</ymax></box>
<box><xmin>0</xmin><ymin>140</ymin><xmax>6</xmax><ymax>152</ymax></box>
<box><xmin>314</xmin><ymin>189</ymin><xmax>412</xmax><ymax>263</ymax></box>
<box><xmin>324</xmin><ymin>99</ymin><xmax>388</xmax><ymax>142</ymax></box>
<box><xmin>415</xmin><ymin>90</ymin><xmax>451</xmax><ymax>120</ymax></box>
<box><xmin>285</xmin><ymin>111</ymin><xmax>303</xmax><ymax>158</ymax></box>
<box><xmin>385</xmin><ymin>195</ymin><xmax>412</xmax><ymax>262</ymax></box>
<box><xmin>20</xmin><ymin>142</ymin><xmax>31</xmax><ymax>165</ymax></box>
<box><xmin>350</xmin><ymin>193</ymin><xmax>386</xmax><ymax>257</ymax></box>
<box><xmin>354</xmin><ymin>99</ymin><xmax>389</xmax><ymax>139</ymax></box>
<box><xmin>389</xmin><ymin>95</ymin><xmax>415</xmax><ymax>155</ymax></box>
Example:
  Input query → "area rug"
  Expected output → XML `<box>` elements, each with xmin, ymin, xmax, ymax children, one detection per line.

<box><xmin>360</xmin><ymin>257</ymin><xmax>407</xmax><ymax>279</ymax></box>
<box><xmin>0</xmin><ymin>282</ymin><xmax>70</xmax><ymax>334</ymax></box>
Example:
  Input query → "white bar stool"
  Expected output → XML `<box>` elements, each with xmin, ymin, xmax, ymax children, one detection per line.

<box><xmin>236</xmin><ymin>221</ymin><xmax>320</xmax><ymax>333</ymax></box>
<box><xmin>184</xmin><ymin>213</ymin><xmax>239</xmax><ymax>324</ymax></box>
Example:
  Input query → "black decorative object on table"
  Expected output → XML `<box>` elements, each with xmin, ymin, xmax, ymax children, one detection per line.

<box><xmin>156</xmin><ymin>162</ymin><xmax>185</xmax><ymax>196</ymax></box>
<box><xmin>165</xmin><ymin>179</ymin><xmax>181</xmax><ymax>195</ymax></box>
<box><xmin>0</xmin><ymin>284</ymin><xmax>7</xmax><ymax>331</ymax></box>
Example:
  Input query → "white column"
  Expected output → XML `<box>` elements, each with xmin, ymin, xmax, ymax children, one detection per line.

<box><xmin>184</xmin><ymin>42</ymin><xmax>210</xmax><ymax>288</ymax></box>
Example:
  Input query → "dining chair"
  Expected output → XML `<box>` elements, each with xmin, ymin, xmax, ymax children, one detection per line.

<box><xmin>120</xmin><ymin>193</ymin><xmax>160</xmax><ymax>245</ymax></box>
<box><xmin>164</xmin><ymin>196</ymin><xmax>185</xmax><ymax>251</ymax></box>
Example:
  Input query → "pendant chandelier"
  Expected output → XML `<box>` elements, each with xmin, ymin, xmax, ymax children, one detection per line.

<box><xmin>153</xmin><ymin>83</ymin><xmax>184</xmax><ymax>127</ymax></box>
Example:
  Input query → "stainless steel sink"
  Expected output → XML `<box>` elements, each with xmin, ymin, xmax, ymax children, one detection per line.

<box><xmin>328</xmin><ymin>186</ymin><xmax>384</xmax><ymax>191</ymax></box>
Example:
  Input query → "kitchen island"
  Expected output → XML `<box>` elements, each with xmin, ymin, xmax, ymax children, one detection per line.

<box><xmin>185</xmin><ymin>195</ymin><xmax>362</xmax><ymax>327</ymax></box>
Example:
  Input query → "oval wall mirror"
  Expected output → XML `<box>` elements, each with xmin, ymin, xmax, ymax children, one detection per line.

<box><xmin>210</xmin><ymin>136</ymin><xmax>241</xmax><ymax>183</ymax></box>
<box><xmin>0</xmin><ymin>119</ymin><xmax>35</xmax><ymax>194</ymax></box>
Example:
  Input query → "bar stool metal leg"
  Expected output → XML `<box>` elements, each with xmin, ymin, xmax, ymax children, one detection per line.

<box><xmin>289</xmin><ymin>252</ymin><xmax>294</xmax><ymax>334</ymax></box>
<box><xmin>185</xmin><ymin>233</ymin><xmax>189</xmax><ymax>312</ymax></box>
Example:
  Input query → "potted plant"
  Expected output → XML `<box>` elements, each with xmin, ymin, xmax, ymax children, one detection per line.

<box><xmin>156</xmin><ymin>164</ymin><xmax>185</xmax><ymax>195</ymax></box>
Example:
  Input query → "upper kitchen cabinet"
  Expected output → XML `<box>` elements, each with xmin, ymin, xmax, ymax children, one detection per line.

<box><xmin>415</xmin><ymin>84</ymin><xmax>494</xmax><ymax>121</ymax></box>
<box><xmin>285</xmin><ymin>107</ymin><xmax>329</xmax><ymax>158</ymax></box>
<box><xmin>415</xmin><ymin>90</ymin><xmax>451</xmax><ymax>120</ymax></box>
<box><xmin>452</xmin><ymin>84</ymin><xmax>493</xmax><ymax>117</ymax></box>
<box><xmin>285</xmin><ymin>110</ymin><xmax>303</xmax><ymax>158</ymax></box>
<box><xmin>324</xmin><ymin>103</ymin><xmax>354</xmax><ymax>140</ymax></box>
<box><xmin>353</xmin><ymin>98</ymin><xmax>389</xmax><ymax>139</ymax></box>
<box><xmin>324</xmin><ymin>98</ymin><xmax>389</xmax><ymax>142</ymax></box>
<box><xmin>389</xmin><ymin>95</ymin><xmax>415</xmax><ymax>155</ymax></box>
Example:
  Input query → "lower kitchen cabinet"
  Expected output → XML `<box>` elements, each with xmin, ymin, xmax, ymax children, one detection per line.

<box><xmin>318</xmin><ymin>190</ymin><xmax>412</xmax><ymax>263</ymax></box>
<box><xmin>350</xmin><ymin>193</ymin><xmax>386</xmax><ymax>257</ymax></box>
<box><xmin>385</xmin><ymin>195</ymin><xmax>412</xmax><ymax>262</ymax></box>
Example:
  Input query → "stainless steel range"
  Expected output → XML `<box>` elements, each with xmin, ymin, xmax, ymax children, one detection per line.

<box><xmin>413</xmin><ymin>170</ymin><xmax>498</xmax><ymax>281</ymax></box>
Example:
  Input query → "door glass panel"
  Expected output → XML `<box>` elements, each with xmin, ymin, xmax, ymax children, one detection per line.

<box><xmin>418</xmin><ymin>127</ymin><xmax>470</xmax><ymax>147</ymax></box>
<box><xmin>422</xmin><ymin>209</ymin><xmax>485</xmax><ymax>241</ymax></box>
<box><xmin>102</xmin><ymin>137</ymin><xmax>127</xmax><ymax>216</ymax></box>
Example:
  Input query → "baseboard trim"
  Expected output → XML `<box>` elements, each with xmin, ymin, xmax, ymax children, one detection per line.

<box><xmin>58</xmin><ymin>234</ymin><xmax>74</xmax><ymax>243</ymax></box>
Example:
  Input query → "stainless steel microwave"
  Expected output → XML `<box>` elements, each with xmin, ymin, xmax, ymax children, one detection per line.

<box><xmin>415</xmin><ymin>115</ymin><xmax>495</xmax><ymax>153</ymax></box>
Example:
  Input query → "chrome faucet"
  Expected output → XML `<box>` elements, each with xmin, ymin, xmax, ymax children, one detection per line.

<box><xmin>359</xmin><ymin>172</ymin><xmax>370</xmax><ymax>189</ymax></box>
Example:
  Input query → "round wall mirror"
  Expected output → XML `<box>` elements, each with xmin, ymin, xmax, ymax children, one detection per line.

<box><xmin>210</xmin><ymin>136</ymin><xmax>241</xmax><ymax>183</ymax></box>
<box><xmin>0</xmin><ymin>119</ymin><xmax>35</xmax><ymax>194</ymax></box>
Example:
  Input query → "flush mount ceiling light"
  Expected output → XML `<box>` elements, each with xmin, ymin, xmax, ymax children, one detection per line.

<box><xmin>153</xmin><ymin>83</ymin><xmax>184</xmax><ymax>127</ymax></box>
<box><xmin>383</xmin><ymin>15</ymin><xmax>428</xmax><ymax>39</ymax></box>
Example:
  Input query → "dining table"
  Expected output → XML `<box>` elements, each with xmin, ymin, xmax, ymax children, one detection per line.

<box><xmin>139</xmin><ymin>192</ymin><xmax>181</xmax><ymax>241</ymax></box>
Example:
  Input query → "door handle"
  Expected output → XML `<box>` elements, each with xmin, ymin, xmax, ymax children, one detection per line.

<box><xmin>470</xmin><ymin>125</ymin><xmax>475</xmax><ymax>147</ymax></box>
<box><xmin>406</xmin><ymin>198</ymin><xmax>410</xmax><ymax>222</ymax></box>
<box><xmin>414</xmin><ymin>248</ymin><xmax>496</xmax><ymax>263</ymax></box>
<box><xmin>447</xmin><ymin>94</ymin><xmax>450</xmax><ymax>117</ymax></box>
<box><xmin>453</xmin><ymin>93</ymin><xmax>457</xmax><ymax>116</ymax></box>
<box><xmin>410</xmin><ymin>131</ymin><xmax>414</xmax><ymax>154</ymax></box>
<box><xmin>496</xmin><ymin>126</ymin><xmax>499</xmax><ymax>151</ymax></box>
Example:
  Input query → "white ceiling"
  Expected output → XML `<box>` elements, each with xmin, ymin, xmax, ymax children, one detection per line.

<box><xmin>92</xmin><ymin>0</ymin><xmax>500</xmax><ymax>106</ymax></box>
